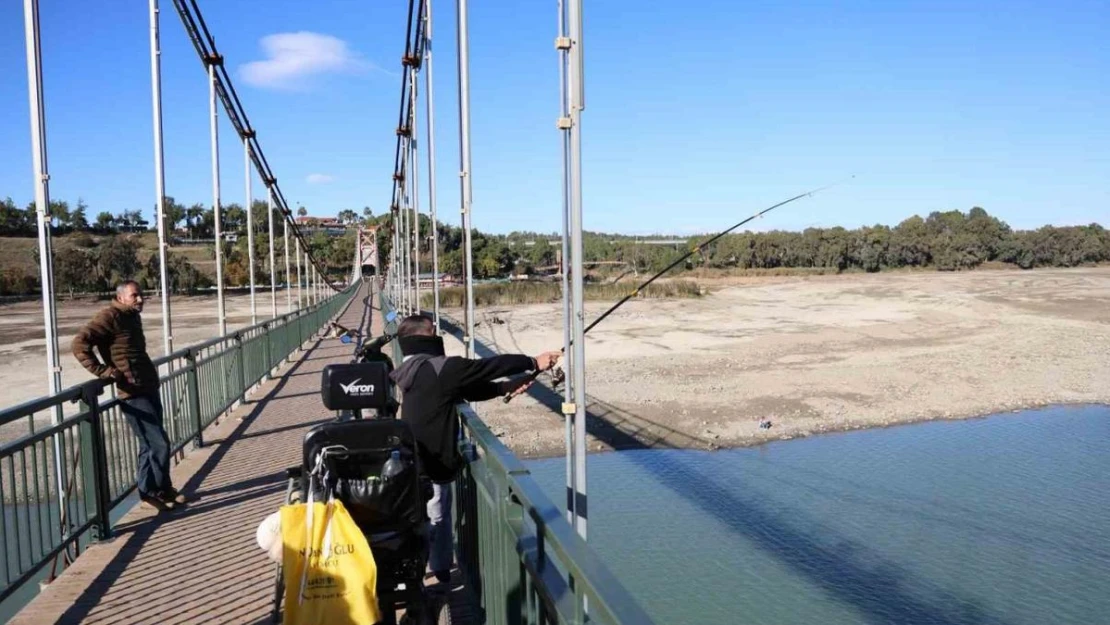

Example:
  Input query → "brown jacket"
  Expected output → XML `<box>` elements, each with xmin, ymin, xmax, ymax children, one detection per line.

<box><xmin>71</xmin><ymin>301</ymin><xmax>160</xmax><ymax>399</ymax></box>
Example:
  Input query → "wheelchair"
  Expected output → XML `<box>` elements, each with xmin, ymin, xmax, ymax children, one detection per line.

<box><xmin>270</xmin><ymin>354</ymin><xmax>450</xmax><ymax>625</ymax></box>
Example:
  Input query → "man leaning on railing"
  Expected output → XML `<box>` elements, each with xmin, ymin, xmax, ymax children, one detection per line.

<box><xmin>388</xmin><ymin>313</ymin><xmax>560</xmax><ymax>585</ymax></box>
<box><xmin>71</xmin><ymin>280</ymin><xmax>190</xmax><ymax>512</ymax></box>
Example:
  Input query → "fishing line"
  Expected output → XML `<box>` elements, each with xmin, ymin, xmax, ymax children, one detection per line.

<box><xmin>503</xmin><ymin>176</ymin><xmax>854</xmax><ymax>402</ymax></box>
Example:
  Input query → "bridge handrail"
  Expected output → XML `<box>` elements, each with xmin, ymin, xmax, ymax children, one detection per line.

<box><xmin>378</xmin><ymin>284</ymin><xmax>654</xmax><ymax>625</ymax></box>
<box><xmin>455</xmin><ymin>404</ymin><xmax>655</xmax><ymax>625</ymax></box>
<box><xmin>0</xmin><ymin>284</ymin><xmax>359</xmax><ymax>606</ymax></box>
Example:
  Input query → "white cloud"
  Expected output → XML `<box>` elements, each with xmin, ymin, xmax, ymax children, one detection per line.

<box><xmin>306</xmin><ymin>173</ymin><xmax>335</xmax><ymax>184</ymax></box>
<box><xmin>240</xmin><ymin>32</ymin><xmax>375</xmax><ymax>90</ymax></box>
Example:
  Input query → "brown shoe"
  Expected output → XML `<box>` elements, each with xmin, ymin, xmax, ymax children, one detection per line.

<box><xmin>140</xmin><ymin>493</ymin><xmax>174</xmax><ymax>512</ymax></box>
<box><xmin>163</xmin><ymin>487</ymin><xmax>189</xmax><ymax>505</ymax></box>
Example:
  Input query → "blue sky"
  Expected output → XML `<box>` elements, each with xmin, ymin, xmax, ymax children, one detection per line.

<box><xmin>0</xmin><ymin>0</ymin><xmax>1106</xmax><ymax>235</ymax></box>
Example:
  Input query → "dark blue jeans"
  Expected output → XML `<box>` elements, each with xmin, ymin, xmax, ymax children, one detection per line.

<box><xmin>120</xmin><ymin>393</ymin><xmax>172</xmax><ymax>497</ymax></box>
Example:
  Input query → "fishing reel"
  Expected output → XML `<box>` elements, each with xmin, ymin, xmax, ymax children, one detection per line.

<box><xmin>502</xmin><ymin>354</ymin><xmax>565</xmax><ymax>403</ymax></box>
<box><xmin>548</xmin><ymin>354</ymin><xmax>567</xmax><ymax>388</ymax></box>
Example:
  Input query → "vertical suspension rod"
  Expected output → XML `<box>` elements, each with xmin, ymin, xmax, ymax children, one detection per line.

<box><xmin>424</xmin><ymin>0</ymin><xmax>441</xmax><ymax>331</ymax></box>
<box><xmin>456</xmin><ymin>0</ymin><xmax>476</xmax><ymax>357</ymax></box>
<box><xmin>149</xmin><ymin>0</ymin><xmax>174</xmax><ymax>358</ymax></box>
<box><xmin>208</xmin><ymin>56</ymin><xmax>227</xmax><ymax>335</ymax></box>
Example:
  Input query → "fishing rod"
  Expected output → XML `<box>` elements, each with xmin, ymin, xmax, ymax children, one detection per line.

<box><xmin>503</xmin><ymin>178</ymin><xmax>852</xmax><ymax>403</ymax></box>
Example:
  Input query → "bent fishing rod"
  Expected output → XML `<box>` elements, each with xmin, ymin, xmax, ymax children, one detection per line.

<box><xmin>503</xmin><ymin>177</ymin><xmax>852</xmax><ymax>403</ymax></box>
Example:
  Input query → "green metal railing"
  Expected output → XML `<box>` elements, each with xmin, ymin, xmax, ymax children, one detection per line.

<box><xmin>379</xmin><ymin>286</ymin><xmax>653</xmax><ymax>625</ymax></box>
<box><xmin>0</xmin><ymin>284</ymin><xmax>358</xmax><ymax>604</ymax></box>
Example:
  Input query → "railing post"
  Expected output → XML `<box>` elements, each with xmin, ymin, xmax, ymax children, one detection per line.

<box><xmin>262</xmin><ymin>322</ymin><xmax>272</xmax><ymax>381</ymax></box>
<box><xmin>185</xmin><ymin>349</ymin><xmax>203</xmax><ymax>449</ymax></box>
<box><xmin>235</xmin><ymin>332</ymin><xmax>247</xmax><ymax>406</ymax></box>
<box><xmin>78</xmin><ymin>384</ymin><xmax>112</xmax><ymax>541</ymax></box>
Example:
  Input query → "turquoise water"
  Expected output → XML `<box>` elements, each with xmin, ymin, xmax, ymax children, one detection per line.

<box><xmin>526</xmin><ymin>406</ymin><xmax>1110</xmax><ymax>625</ymax></box>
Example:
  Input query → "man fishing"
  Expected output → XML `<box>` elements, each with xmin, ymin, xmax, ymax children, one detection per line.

<box><xmin>389</xmin><ymin>313</ymin><xmax>560</xmax><ymax>584</ymax></box>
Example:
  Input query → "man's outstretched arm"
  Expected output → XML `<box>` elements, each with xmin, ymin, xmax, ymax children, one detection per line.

<box><xmin>446</xmin><ymin>351</ymin><xmax>560</xmax><ymax>396</ymax></box>
<box><xmin>461</xmin><ymin>376</ymin><xmax>535</xmax><ymax>402</ymax></box>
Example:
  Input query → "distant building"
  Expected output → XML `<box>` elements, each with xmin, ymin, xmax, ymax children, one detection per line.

<box><xmin>296</xmin><ymin>216</ymin><xmax>349</xmax><ymax>235</ymax></box>
<box><xmin>417</xmin><ymin>273</ymin><xmax>458</xmax><ymax>288</ymax></box>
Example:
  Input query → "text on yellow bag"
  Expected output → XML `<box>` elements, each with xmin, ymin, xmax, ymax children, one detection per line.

<box><xmin>281</xmin><ymin>499</ymin><xmax>382</xmax><ymax>625</ymax></box>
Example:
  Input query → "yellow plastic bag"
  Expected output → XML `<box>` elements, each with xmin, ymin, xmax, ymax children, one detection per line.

<box><xmin>281</xmin><ymin>497</ymin><xmax>382</xmax><ymax>625</ymax></box>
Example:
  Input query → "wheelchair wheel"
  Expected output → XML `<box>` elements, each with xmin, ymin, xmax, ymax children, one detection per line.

<box><xmin>433</xmin><ymin>601</ymin><xmax>452</xmax><ymax>625</ymax></box>
<box><xmin>424</xmin><ymin>595</ymin><xmax>451</xmax><ymax>625</ymax></box>
<box><xmin>397</xmin><ymin>595</ymin><xmax>451</xmax><ymax>625</ymax></box>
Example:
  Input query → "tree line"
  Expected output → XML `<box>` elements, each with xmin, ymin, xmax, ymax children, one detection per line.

<box><xmin>1</xmin><ymin>195</ymin><xmax>365</xmax><ymax>296</ymax></box>
<box><xmin>4</xmin><ymin>197</ymin><xmax>1106</xmax><ymax>296</ymax></box>
<box><xmin>371</xmin><ymin>206</ymin><xmax>1108</xmax><ymax>278</ymax></box>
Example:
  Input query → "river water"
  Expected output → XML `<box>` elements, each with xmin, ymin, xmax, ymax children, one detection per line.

<box><xmin>525</xmin><ymin>405</ymin><xmax>1110</xmax><ymax>625</ymax></box>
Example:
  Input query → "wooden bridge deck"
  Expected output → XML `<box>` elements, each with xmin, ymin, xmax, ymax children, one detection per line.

<box><xmin>11</xmin><ymin>284</ymin><xmax>476</xmax><ymax>625</ymax></box>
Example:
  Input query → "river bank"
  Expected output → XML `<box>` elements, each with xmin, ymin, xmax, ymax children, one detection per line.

<box><xmin>441</xmin><ymin>267</ymin><xmax>1110</xmax><ymax>458</ymax></box>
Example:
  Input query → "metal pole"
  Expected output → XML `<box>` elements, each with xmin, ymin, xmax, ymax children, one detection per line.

<box><xmin>411</xmin><ymin>74</ymin><xmax>422</xmax><ymax>315</ymax></box>
<box><xmin>556</xmin><ymin>0</ymin><xmax>575</xmax><ymax>526</ymax></box>
<box><xmin>245</xmin><ymin>138</ymin><xmax>256</xmax><ymax>324</ymax></box>
<box><xmin>406</xmin><ymin>178</ymin><xmax>414</xmax><ymax>314</ymax></box>
<box><xmin>296</xmin><ymin>238</ymin><xmax>303</xmax><ymax>308</ymax></box>
<box><xmin>457</xmin><ymin>0</ymin><xmax>476</xmax><ymax>357</ymax></box>
<box><xmin>398</xmin><ymin>188</ymin><xmax>405</xmax><ymax>313</ymax></box>
<box><xmin>267</xmin><ymin>187</ymin><xmax>276</xmax><ymax>318</ymax></box>
<box><xmin>359</xmin><ymin>228</ymin><xmax>364</xmax><ymax>283</ymax></box>
<box><xmin>23</xmin><ymin>0</ymin><xmax>67</xmax><ymax>528</ymax></box>
<box><xmin>284</xmin><ymin>215</ymin><xmax>292</xmax><ymax>313</ymax></box>
<box><xmin>424</xmin><ymin>0</ymin><xmax>441</xmax><ymax>332</ymax></box>
<box><xmin>149</xmin><ymin>0</ymin><xmax>173</xmax><ymax>358</ymax></box>
<box><xmin>23</xmin><ymin>0</ymin><xmax>61</xmax><ymax>409</ymax></box>
<box><xmin>567</xmin><ymin>0</ymin><xmax>587</xmax><ymax>540</ymax></box>
<box><xmin>209</xmin><ymin>61</ymin><xmax>226</xmax><ymax>336</ymax></box>
<box><xmin>401</xmin><ymin>177</ymin><xmax>410</xmax><ymax>314</ymax></box>
<box><xmin>395</xmin><ymin>209</ymin><xmax>404</xmax><ymax>308</ymax></box>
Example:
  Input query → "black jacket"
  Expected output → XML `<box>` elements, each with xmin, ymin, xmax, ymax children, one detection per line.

<box><xmin>390</xmin><ymin>354</ymin><xmax>536</xmax><ymax>483</ymax></box>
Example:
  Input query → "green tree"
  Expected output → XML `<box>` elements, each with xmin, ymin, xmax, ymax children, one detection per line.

<box><xmin>0</xmin><ymin>197</ymin><xmax>33</xmax><ymax>235</ymax></box>
<box><xmin>47</xmin><ymin>200</ymin><xmax>70</xmax><ymax>231</ymax></box>
<box><xmin>70</xmin><ymin>199</ymin><xmax>90</xmax><ymax>232</ymax></box>
<box><xmin>440</xmin><ymin>248</ymin><xmax>463</xmax><ymax>277</ymax></box>
<box><xmin>94</xmin><ymin>236</ymin><xmax>140</xmax><ymax>289</ymax></box>
<box><xmin>54</xmin><ymin>247</ymin><xmax>96</xmax><ymax>297</ymax></box>
<box><xmin>223</xmin><ymin>203</ymin><xmax>245</xmax><ymax>234</ymax></box>
<box><xmin>158</xmin><ymin>196</ymin><xmax>186</xmax><ymax>233</ymax></box>
<box><xmin>185</xmin><ymin>203</ymin><xmax>206</xmax><ymax>238</ymax></box>
<box><xmin>143</xmin><ymin>251</ymin><xmax>211</xmax><ymax>294</ymax></box>
<box><xmin>95</xmin><ymin>211</ymin><xmax>115</xmax><ymax>233</ymax></box>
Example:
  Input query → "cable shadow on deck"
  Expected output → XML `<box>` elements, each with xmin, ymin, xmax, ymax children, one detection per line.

<box><xmin>440</xmin><ymin>315</ymin><xmax>1013</xmax><ymax>625</ymax></box>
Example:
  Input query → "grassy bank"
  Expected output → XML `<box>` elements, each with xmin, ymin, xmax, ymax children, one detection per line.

<box><xmin>423</xmin><ymin>279</ymin><xmax>702</xmax><ymax>308</ymax></box>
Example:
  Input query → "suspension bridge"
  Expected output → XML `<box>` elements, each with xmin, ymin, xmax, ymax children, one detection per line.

<box><xmin>0</xmin><ymin>0</ymin><xmax>643</xmax><ymax>623</ymax></box>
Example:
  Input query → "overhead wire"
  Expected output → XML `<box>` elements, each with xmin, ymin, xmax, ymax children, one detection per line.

<box><xmin>503</xmin><ymin>178</ymin><xmax>854</xmax><ymax>402</ymax></box>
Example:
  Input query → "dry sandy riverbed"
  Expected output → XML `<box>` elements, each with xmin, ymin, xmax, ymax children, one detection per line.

<box><xmin>440</xmin><ymin>267</ymin><xmax>1110</xmax><ymax>458</ymax></box>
